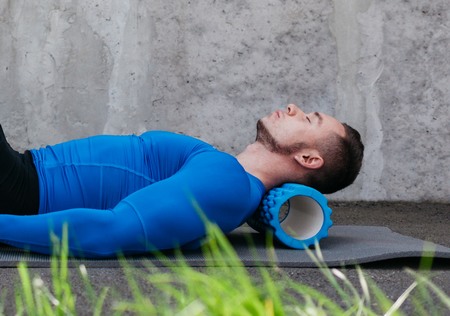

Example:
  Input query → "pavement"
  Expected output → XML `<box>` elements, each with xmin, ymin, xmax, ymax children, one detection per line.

<box><xmin>0</xmin><ymin>201</ymin><xmax>448</xmax><ymax>314</ymax></box>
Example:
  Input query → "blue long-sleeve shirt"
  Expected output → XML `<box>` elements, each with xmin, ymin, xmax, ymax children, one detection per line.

<box><xmin>0</xmin><ymin>131</ymin><xmax>265</xmax><ymax>258</ymax></box>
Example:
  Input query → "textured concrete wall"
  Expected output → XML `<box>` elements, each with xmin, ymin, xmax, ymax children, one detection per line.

<box><xmin>0</xmin><ymin>0</ymin><xmax>449</xmax><ymax>202</ymax></box>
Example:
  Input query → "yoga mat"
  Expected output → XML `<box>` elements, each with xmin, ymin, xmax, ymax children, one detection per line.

<box><xmin>0</xmin><ymin>226</ymin><xmax>449</xmax><ymax>268</ymax></box>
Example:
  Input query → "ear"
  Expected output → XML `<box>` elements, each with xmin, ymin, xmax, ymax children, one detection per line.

<box><xmin>294</xmin><ymin>150</ymin><xmax>324</xmax><ymax>170</ymax></box>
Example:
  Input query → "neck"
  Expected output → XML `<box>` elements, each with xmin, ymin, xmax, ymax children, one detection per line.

<box><xmin>236</xmin><ymin>142</ymin><xmax>301</xmax><ymax>191</ymax></box>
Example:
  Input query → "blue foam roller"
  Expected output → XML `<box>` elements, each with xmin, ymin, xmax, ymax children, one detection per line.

<box><xmin>247</xmin><ymin>183</ymin><xmax>333</xmax><ymax>249</ymax></box>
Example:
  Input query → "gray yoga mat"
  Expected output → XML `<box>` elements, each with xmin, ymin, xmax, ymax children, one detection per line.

<box><xmin>0</xmin><ymin>226</ymin><xmax>449</xmax><ymax>268</ymax></box>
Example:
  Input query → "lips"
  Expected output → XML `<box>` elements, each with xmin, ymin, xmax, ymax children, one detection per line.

<box><xmin>274</xmin><ymin>110</ymin><xmax>282</xmax><ymax>118</ymax></box>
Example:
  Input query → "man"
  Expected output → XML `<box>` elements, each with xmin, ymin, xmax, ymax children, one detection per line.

<box><xmin>0</xmin><ymin>104</ymin><xmax>363</xmax><ymax>258</ymax></box>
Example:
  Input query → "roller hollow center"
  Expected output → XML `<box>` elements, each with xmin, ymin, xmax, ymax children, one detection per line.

<box><xmin>279</xmin><ymin>196</ymin><xmax>324</xmax><ymax>240</ymax></box>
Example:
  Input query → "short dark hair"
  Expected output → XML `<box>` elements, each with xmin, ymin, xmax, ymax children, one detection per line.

<box><xmin>303</xmin><ymin>123</ymin><xmax>364</xmax><ymax>194</ymax></box>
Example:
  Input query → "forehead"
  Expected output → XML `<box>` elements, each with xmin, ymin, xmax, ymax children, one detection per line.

<box><xmin>320</xmin><ymin>112</ymin><xmax>346</xmax><ymax>138</ymax></box>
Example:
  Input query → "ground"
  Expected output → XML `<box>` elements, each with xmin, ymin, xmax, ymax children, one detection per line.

<box><xmin>0</xmin><ymin>201</ymin><xmax>448</xmax><ymax>314</ymax></box>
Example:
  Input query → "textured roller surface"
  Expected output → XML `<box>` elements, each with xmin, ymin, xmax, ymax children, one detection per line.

<box><xmin>247</xmin><ymin>183</ymin><xmax>333</xmax><ymax>249</ymax></box>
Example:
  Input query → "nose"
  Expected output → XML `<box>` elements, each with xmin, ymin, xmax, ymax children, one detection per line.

<box><xmin>286</xmin><ymin>104</ymin><xmax>303</xmax><ymax>116</ymax></box>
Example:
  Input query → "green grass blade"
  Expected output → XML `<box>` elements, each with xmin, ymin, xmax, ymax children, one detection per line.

<box><xmin>17</xmin><ymin>262</ymin><xmax>37</xmax><ymax>314</ymax></box>
<box><xmin>286</xmin><ymin>277</ymin><xmax>346</xmax><ymax>315</ymax></box>
<box><xmin>407</xmin><ymin>268</ymin><xmax>450</xmax><ymax>313</ymax></box>
<box><xmin>385</xmin><ymin>281</ymin><xmax>417</xmax><ymax>316</ymax></box>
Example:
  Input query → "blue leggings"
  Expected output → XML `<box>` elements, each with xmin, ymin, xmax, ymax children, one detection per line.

<box><xmin>0</xmin><ymin>131</ymin><xmax>264</xmax><ymax>257</ymax></box>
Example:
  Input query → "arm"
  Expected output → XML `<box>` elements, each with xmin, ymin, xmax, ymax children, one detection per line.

<box><xmin>0</xmin><ymin>177</ymin><xmax>207</xmax><ymax>258</ymax></box>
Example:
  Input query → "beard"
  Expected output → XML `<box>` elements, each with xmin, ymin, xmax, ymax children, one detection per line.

<box><xmin>256</xmin><ymin>119</ymin><xmax>306</xmax><ymax>155</ymax></box>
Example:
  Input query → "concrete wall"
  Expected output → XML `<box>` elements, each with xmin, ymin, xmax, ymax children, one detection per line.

<box><xmin>0</xmin><ymin>0</ymin><xmax>449</xmax><ymax>202</ymax></box>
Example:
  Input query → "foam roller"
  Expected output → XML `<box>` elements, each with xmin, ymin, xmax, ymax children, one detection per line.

<box><xmin>246</xmin><ymin>183</ymin><xmax>333</xmax><ymax>249</ymax></box>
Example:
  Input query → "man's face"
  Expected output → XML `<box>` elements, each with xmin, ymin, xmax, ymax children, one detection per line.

<box><xmin>256</xmin><ymin>104</ymin><xmax>345</xmax><ymax>155</ymax></box>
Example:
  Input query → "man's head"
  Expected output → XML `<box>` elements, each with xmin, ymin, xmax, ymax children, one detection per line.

<box><xmin>256</xmin><ymin>104</ymin><xmax>364</xmax><ymax>194</ymax></box>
